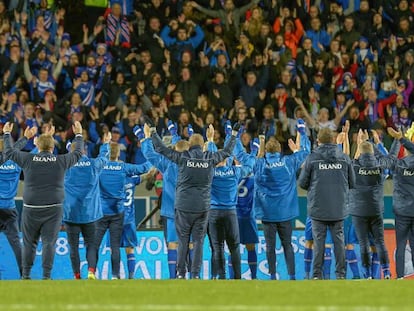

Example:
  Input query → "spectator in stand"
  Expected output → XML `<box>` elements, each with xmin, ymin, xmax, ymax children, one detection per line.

<box><xmin>336</xmin><ymin>16</ymin><xmax>360</xmax><ymax>52</ymax></box>
<box><xmin>160</xmin><ymin>18</ymin><xmax>204</xmax><ymax>62</ymax></box>
<box><xmin>190</xmin><ymin>0</ymin><xmax>260</xmax><ymax>38</ymax></box>
<box><xmin>103</xmin><ymin>2</ymin><xmax>130</xmax><ymax>48</ymax></box>
<box><xmin>23</xmin><ymin>49</ymin><xmax>63</xmax><ymax>100</ymax></box>
<box><xmin>305</xmin><ymin>17</ymin><xmax>331</xmax><ymax>54</ymax></box>
<box><xmin>273</xmin><ymin>7</ymin><xmax>304</xmax><ymax>59</ymax></box>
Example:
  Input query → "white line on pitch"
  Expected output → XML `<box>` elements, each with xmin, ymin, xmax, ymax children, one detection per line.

<box><xmin>0</xmin><ymin>305</ymin><xmax>408</xmax><ymax>311</ymax></box>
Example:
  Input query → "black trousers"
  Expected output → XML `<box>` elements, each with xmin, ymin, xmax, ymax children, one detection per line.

<box><xmin>0</xmin><ymin>209</ymin><xmax>22</xmax><ymax>276</ymax></box>
<box><xmin>352</xmin><ymin>215</ymin><xmax>389</xmax><ymax>268</ymax></box>
<box><xmin>312</xmin><ymin>219</ymin><xmax>345</xmax><ymax>279</ymax></box>
<box><xmin>395</xmin><ymin>214</ymin><xmax>414</xmax><ymax>278</ymax></box>
<box><xmin>65</xmin><ymin>221</ymin><xmax>97</xmax><ymax>275</ymax></box>
<box><xmin>21</xmin><ymin>205</ymin><xmax>63</xmax><ymax>279</ymax></box>
<box><xmin>175</xmin><ymin>210</ymin><xmax>208</xmax><ymax>278</ymax></box>
<box><xmin>94</xmin><ymin>213</ymin><xmax>124</xmax><ymax>278</ymax></box>
<box><xmin>208</xmin><ymin>209</ymin><xmax>241</xmax><ymax>279</ymax></box>
<box><xmin>262</xmin><ymin>220</ymin><xmax>295</xmax><ymax>277</ymax></box>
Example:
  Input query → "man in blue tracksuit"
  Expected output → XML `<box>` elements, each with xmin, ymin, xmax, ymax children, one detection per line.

<box><xmin>0</xmin><ymin>132</ymin><xmax>32</xmax><ymax>277</ymax></box>
<box><xmin>236</xmin><ymin>120</ymin><xmax>310</xmax><ymax>280</ymax></box>
<box><xmin>207</xmin><ymin>136</ymin><xmax>253</xmax><ymax>280</ymax></box>
<box><xmin>299</xmin><ymin>128</ymin><xmax>356</xmax><ymax>280</ymax></box>
<box><xmin>121</xmin><ymin>172</ymin><xmax>154</xmax><ymax>279</ymax></box>
<box><xmin>234</xmin><ymin>138</ymin><xmax>260</xmax><ymax>280</ymax></box>
<box><xmin>387</xmin><ymin>128</ymin><xmax>414</xmax><ymax>279</ymax></box>
<box><xmin>146</xmin><ymin>121</ymin><xmax>239</xmax><ymax>279</ymax></box>
<box><xmin>139</xmin><ymin>123</ymin><xmax>190</xmax><ymax>279</ymax></box>
<box><xmin>94</xmin><ymin>142</ymin><xmax>151</xmax><ymax>280</ymax></box>
<box><xmin>63</xmin><ymin>132</ymin><xmax>111</xmax><ymax>280</ymax></box>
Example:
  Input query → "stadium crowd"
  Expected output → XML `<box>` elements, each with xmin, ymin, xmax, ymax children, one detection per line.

<box><xmin>1</xmin><ymin>0</ymin><xmax>414</xmax><ymax>280</ymax></box>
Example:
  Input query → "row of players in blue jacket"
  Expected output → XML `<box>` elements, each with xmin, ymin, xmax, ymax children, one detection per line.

<box><xmin>137</xmin><ymin>119</ymin><xmax>310</xmax><ymax>279</ymax></box>
<box><xmin>0</xmin><ymin>132</ymin><xmax>151</xmax><ymax>280</ymax></box>
<box><xmin>1</xmin><ymin>121</ymin><xmax>414</xmax><ymax>280</ymax></box>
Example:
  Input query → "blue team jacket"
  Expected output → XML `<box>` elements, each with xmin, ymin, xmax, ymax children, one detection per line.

<box><xmin>0</xmin><ymin>137</ymin><xmax>27</xmax><ymax>209</ymax></box>
<box><xmin>0</xmin><ymin>160</ymin><xmax>22</xmax><ymax>209</ymax></box>
<box><xmin>207</xmin><ymin>141</ymin><xmax>252</xmax><ymax>210</ymax></box>
<box><xmin>236</xmin><ymin>175</ymin><xmax>255</xmax><ymax>219</ymax></box>
<box><xmin>123</xmin><ymin>175</ymin><xmax>141</xmax><ymax>225</ymax></box>
<box><xmin>63</xmin><ymin>143</ymin><xmax>110</xmax><ymax>223</ymax></box>
<box><xmin>141</xmin><ymin>139</ymin><xmax>177</xmax><ymax>219</ymax></box>
<box><xmin>236</xmin><ymin>133</ymin><xmax>310</xmax><ymax>222</ymax></box>
<box><xmin>99</xmin><ymin>159</ymin><xmax>151</xmax><ymax>216</ymax></box>
<box><xmin>211</xmin><ymin>165</ymin><xmax>252</xmax><ymax>209</ymax></box>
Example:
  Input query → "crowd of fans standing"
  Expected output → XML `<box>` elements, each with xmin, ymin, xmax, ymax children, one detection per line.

<box><xmin>1</xmin><ymin>0</ymin><xmax>414</xmax><ymax>161</ymax></box>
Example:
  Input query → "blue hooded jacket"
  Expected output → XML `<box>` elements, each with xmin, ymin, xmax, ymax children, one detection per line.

<box><xmin>0</xmin><ymin>160</ymin><xmax>22</xmax><ymax>209</ymax></box>
<box><xmin>63</xmin><ymin>143</ymin><xmax>110</xmax><ymax>223</ymax></box>
<box><xmin>236</xmin><ymin>133</ymin><xmax>310</xmax><ymax>222</ymax></box>
<box><xmin>141</xmin><ymin>138</ymin><xmax>178</xmax><ymax>219</ymax></box>
<box><xmin>123</xmin><ymin>175</ymin><xmax>141</xmax><ymax>225</ymax></box>
<box><xmin>99</xmin><ymin>159</ymin><xmax>151</xmax><ymax>216</ymax></box>
<box><xmin>208</xmin><ymin>142</ymin><xmax>252</xmax><ymax>210</ymax></box>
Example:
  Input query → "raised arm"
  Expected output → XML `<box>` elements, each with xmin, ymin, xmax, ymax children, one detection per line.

<box><xmin>93</xmin><ymin>132</ymin><xmax>111</xmax><ymax>170</ymax></box>
<box><xmin>237</xmin><ymin>0</ymin><xmax>261</xmax><ymax>15</ymax></box>
<box><xmin>347</xmin><ymin>156</ymin><xmax>356</xmax><ymax>189</ymax></box>
<box><xmin>141</xmin><ymin>136</ymin><xmax>170</xmax><ymax>172</ymax></box>
<box><xmin>207</xmin><ymin>123</ymin><xmax>239</xmax><ymax>165</ymax></box>
<box><xmin>375</xmin><ymin>138</ymin><xmax>399</xmax><ymax>170</ymax></box>
<box><xmin>334</xmin><ymin>99</ymin><xmax>354</xmax><ymax>128</ymax></box>
<box><xmin>145</xmin><ymin>122</ymin><xmax>182</xmax><ymax>164</ymax></box>
<box><xmin>23</xmin><ymin>51</ymin><xmax>34</xmax><ymax>83</ymax></box>
<box><xmin>234</xmin><ymin>138</ymin><xmax>257</xmax><ymax>169</ymax></box>
<box><xmin>61</xmin><ymin>122</ymin><xmax>84</xmax><ymax>168</ymax></box>
<box><xmin>257</xmin><ymin>134</ymin><xmax>265</xmax><ymax>158</ymax></box>
<box><xmin>288</xmin><ymin>132</ymin><xmax>311</xmax><ymax>170</ymax></box>
<box><xmin>124</xmin><ymin>161</ymin><xmax>152</xmax><ymax>176</ymax></box>
<box><xmin>354</xmin><ymin>129</ymin><xmax>369</xmax><ymax>159</ymax></box>
<box><xmin>3</xmin><ymin>123</ymin><xmax>37</xmax><ymax>168</ymax></box>
<box><xmin>190</xmin><ymin>1</ymin><xmax>221</xmax><ymax>18</ymax></box>
<box><xmin>336</xmin><ymin>121</ymin><xmax>350</xmax><ymax>155</ymax></box>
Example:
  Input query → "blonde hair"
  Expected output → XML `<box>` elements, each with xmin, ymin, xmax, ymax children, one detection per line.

<box><xmin>37</xmin><ymin>134</ymin><xmax>55</xmax><ymax>152</ymax></box>
<box><xmin>110</xmin><ymin>142</ymin><xmax>120</xmax><ymax>160</ymax></box>
<box><xmin>189</xmin><ymin>134</ymin><xmax>204</xmax><ymax>148</ymax></box>
<box><xmin>359</xmin><ymin>141</ymin><xmax>374</xmax><ymax>154</ymax></box>
<box><xmin>0</xmin><ymin>139</ymin><xmax>3</xmax><ymax>152</ymax></box>
<box><xmin>265</xmin><ymin>137</ymin><xmax>281</xmax><ymax>153</ymax></box>
<box><xmin>175</xmin><ymin>140</ymin><xmax>190</xmax><ymax>152</ymax></box>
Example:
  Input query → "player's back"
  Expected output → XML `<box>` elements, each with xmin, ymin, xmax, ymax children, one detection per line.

<box><xmin>255</xmin><ymin>154</ymin><xmax>297</xmax><ymax>196</ymax></box>
<box><xmin>349</xmin><ymin>154</ymin><xmax>384</xmax><ymax>217</ymax></box>
<box><xmin>123</xmin><ymin>175</ymin><xmax>141</xmax><ymax>225</ymax></box>
<box><xmin>0</xmin><ymin>160</ymin><xmax>21</xmax><ymax>208</ymax></box>
<box><xmin>393</xmin><ymin>155</ymin><xmax>414</xmax><ymax>217</ymax></box>
<box><xmin>64</xmin><ymin>154</ymin><xmax>107</xmax><ymax>223</ymax></box>
<box><xmin>236</xmin><ymin>175</ymin><xmax>255</xmax><ymax>219</ymax></box>
<box><xmin>100</xmin><ymin>161</ymin><xmax>128</xmax><ymax>215</ymax></box>
<box><xmin>211</xmin><ymin>166</ymin><xmax>241</xmax><ymax>209</ymax></box>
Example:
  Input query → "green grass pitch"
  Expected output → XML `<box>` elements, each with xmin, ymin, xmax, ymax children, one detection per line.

<box><xmin>0</xmin><ymin>280</ymin><xmax>412</xmax><ymax>311</ymax></box>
